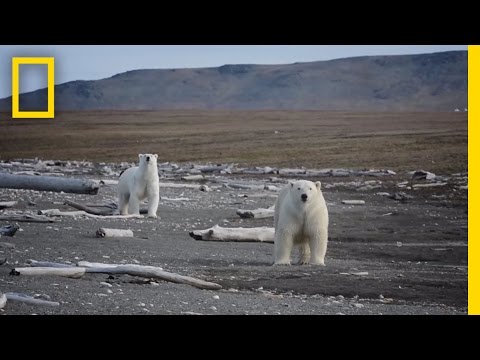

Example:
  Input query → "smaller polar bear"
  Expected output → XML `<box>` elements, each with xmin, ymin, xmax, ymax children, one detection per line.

<box><xmin>117</xmin><ymin>154</ymin><xmax>159</xmax><ymax>218</ymax></box>
<box><xmin>274</xmin><ymin>180</ymin><xmax>329</xmax><ymax>266</ymax></box>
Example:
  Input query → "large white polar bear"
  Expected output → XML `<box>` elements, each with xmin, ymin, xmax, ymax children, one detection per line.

<box><xmin>274</xmin><ymin>180</ymin><xmax>329</xmax><ymax>265</ymax></box>
<box><xmin>117</xmin><ymin>154</ymin><xmax>159</xmax><ymax>218</ymax></box>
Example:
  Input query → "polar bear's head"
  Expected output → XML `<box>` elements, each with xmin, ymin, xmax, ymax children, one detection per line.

<box><xmin>289</xmin><ymin>180</ymin><xmax>321</xmax><ymax>205</ymax></box>
<box><xmin>138</xmin><ymin>153</ymin><xmax>158</xmax><ymax>169</ymax></box>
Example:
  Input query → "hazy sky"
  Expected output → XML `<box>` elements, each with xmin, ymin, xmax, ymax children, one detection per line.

<box><xmin>0</xmin><ymin>45</ymin><xmax>467</xmax><ymax>99</ymax></box>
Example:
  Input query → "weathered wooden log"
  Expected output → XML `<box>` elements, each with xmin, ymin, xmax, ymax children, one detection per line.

<box><xmin>0</xmin><ymin>173</ymin><xmax>100</xmax><ymax>194</ymax></box>
<box><xmin>190</xmin><ymin>225</ymin><xmax>274</xmax><ymax>243</ymax></box>
<box><xmin>194</xmin><ymin>165</ymin><xmax>229</xmax><ymax>173</ymax></box>
<box><xmin>39</xmin><ymin>209</ymin><xmax>143</xmax><ymax>219</ymax></box>
<box><xmin>0</xmin><ymin>214</ymin><xmax>55</xmax><ymax>223</ymax></box>
<box><xmin>99</xmin><ymin>179</ymin><xmax>119</xmax><ymax>186</ymax></box>
<box><xmin>222</xmin><ymin>183</ymin><xmax>265</xmax><ymax>190</ymax></box>
<box><xmin>5</xmin><ymin>292</ymin><xmax>60</xmax><ymax>307</ymax></box>
<box><xmin>64</xmin><ymin>200</ymin><xmax>113</xmax><ymax>216</ymax></box>
<box><xmin>412</xmin><ymin>182</ymin><xmax>448</xmax><ymax>188</ymax></box>
<box><xmin>159</xmin><ymin>182</ymin><xmax>209</xmax><ymax>190</ymax></box>
<box><xmin>96</xmin><ymin>228</ymin><xmax>134</xmax><ymax>238</ymax></box>
<box><xmin>161</xmin><ymin>197</ymin><xmax>190</xmax><ymax>202</ymax></box>
<box><xmin>83</xmin><ymin>264</ymin><xmax>222</xmax><ymax>290</ymax></box>
<box><xmin>0</xmin><ymin>293</ymin><xmax>6</xmax><ymax>309</ymax></box>
<box><xmin>25</xmin><ymin>260</ymin><xmax>220</xmax><ymax>291</ymax></box>
<box><xmin>181</xmin><ymin>175</ymin><xmax>204</xmax><ymax>181</ymax></box>
<box><xmin>28</xmin><ymin>260</ymin><xmax>74</xmax><ymax>268</ymax></box>
<box><xmin>236</xmin><ymin>206</ymin><xmax>275</xmax><ymax>219</ymax></box>
<box><xmin>11</xmin><ymin>267</ymin><xmax>86</xmax><ymax>278</ymax></box>
<box><xmin>77</xmin><ymin>261</ymin><xmax>125</xmax><ymax>268</ymax></box>
<box><xmin>341</xmin><ymin>200</ymin><xmax>366</xmax><ymax>205</ymax></box>
<box><xmin>0</xmin><ymin>201</ymin><xmax>17</xmax><ymax>209</ymax></box>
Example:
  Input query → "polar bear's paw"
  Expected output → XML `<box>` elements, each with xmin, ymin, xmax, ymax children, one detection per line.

<box><xmin>273</xmin><ymin>261</ymin><xmax>291</xmax><ymax>266</ymax></box>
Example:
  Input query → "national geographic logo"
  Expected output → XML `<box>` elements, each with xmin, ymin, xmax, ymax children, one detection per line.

<box><xmin>12</xmin><ymin>57</ymin><xmax>55</xmax><ymax>119</ymax></box>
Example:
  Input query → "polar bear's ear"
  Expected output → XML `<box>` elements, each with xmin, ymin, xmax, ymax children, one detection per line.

<box><xmin>154</xmin><ymin>154</ymin><xmax>158</xmax><ymax>159</ymax></box>
<box><xmin>289</xmin><ymin>182</ymin><xmax>294</xmax><ymax>188</ymax></box>
<box><xmin>138</xmin><ymin>154</ymin><xmax>144</xmax><ymax>159</ymax></box>
<box><xmin>315</xmin><ymin>181</ymin><xmax>322</xmax><ymax>190</ymax></box>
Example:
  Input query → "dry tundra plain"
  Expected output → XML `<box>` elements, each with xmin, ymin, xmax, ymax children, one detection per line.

<box><xmin>0</xmin><ymin>111</ymin><xmax>468</xmax><ymax>315</ymax></box>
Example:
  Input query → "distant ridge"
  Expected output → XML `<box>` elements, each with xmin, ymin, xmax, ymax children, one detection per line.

<box><xmin>0</xmin><ymin>51</ymin><xmax>467</xmax><ymax>112</ymax></box>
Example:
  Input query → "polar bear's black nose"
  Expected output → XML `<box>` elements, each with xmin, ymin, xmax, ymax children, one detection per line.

<box><xmin>146</xmin><ymin>156</ymin><xmax>150</xmax><ymax>162</ymax></box>
<box><xmin>301</xmin><ymin>194</ymin><xmax>308</xmax><ymax>201</ymax></box>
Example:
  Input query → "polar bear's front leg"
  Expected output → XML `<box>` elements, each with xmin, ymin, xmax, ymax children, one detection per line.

<box><xmin>274</xmin><ymin>229</ymin><xmax>294</xmax><ymax>266</ymax></box>
<box><xmin>309</xmin><ymin>228</ymin><xmax>328</xmax><ymax>266</ymax></box>
<box><xmin>128</xmin><ymin>194</ymin><xmax>141</xmax><ymax>215</ymax></box>
<box><xmin>298</xmin><ymin>242</ymin><xmax>311</xmax><ymax>265</ymax></box>
<box><xmin>147</xmin><ymin>191</ymin><xmax>159</xmax><ymax>218</ymax></box>
<box><xmin>118</xmin><ymin>194</ymin><xmax>129</xmax><ymax>215</ymax></box>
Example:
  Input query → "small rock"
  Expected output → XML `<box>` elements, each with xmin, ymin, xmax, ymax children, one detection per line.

<box><xmin>209</xmin><ymin>306</ymin><xmax>217</xmax><ymax>311</ymax></box>
<box><xmin>213</xmin><ymin>295</ymin><xmax>220</xmax><ymax>300</ymax></box>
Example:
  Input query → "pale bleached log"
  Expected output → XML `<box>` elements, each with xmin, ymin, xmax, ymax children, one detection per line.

<box><xmin>11</xmin><ymin>267</ymin><xmax>86</xmax><ymax>278</ymax></box>
<box><xmin>5</xmin><ymin>293</ymin><xmax>59</xmax><ymax>307</ymax></box>
<box><xmin>222</xmin><ymin>183</ymin><xmax>265</xmax><ymax>190</ymax></box>
<box><xmin>412</xmin><ymin>183</ymin><xmax>448</xmax><ymax>188</ymax></box>
<box><xmin>0</xmin><ymin>214</ymin><xmax>55</xmax><ymax>223</ymax></box>
<box><xmin>77</xmin><ymin>261</ymin><xmax>126</xmax><ymax>268</ymax></box>
<box><xmin>341</xmin><ymin>200</ymin><xmax>366</xmax><ymax>205</ymax></box>
<box><xmin>39</xmin><ymin>209</ymin><xmax>143</xmax><ymax>219</ymax></box>
<box><xmin>194</xmin><ymin>165</ymin><xmax>229</xmax><ymax>173</ymax></box>
<box><xmin>83</xmin><ymin>265</ymin><xmax>222</xmax><ymax>290</ymax></box>
<box><xmin>0</xmin><ymin>293</ymin><xmax>6</xmax><ymax>309</ymax></box>
<box><xmin>64</xmin><ymin>200</ymin><xmax>113</xmax><ymax>216</ymax></box>
<box><xmin>99</xmin><ymin>179</ymin><xmax>119</xmax><ymax>186</ymax></box>
<box><xmin>236</xmin><ymin>206</ymin><xmax>275</xmax><ymax>219</ymax></box>
<box><xmin>189</xmin><ymin>225</ymin><xmax>274</xmax><ymax>243</ymax></box>
<box><xmin>161</xmin><ymin>197</ymin><xmax>190</xmax><ymax>202</ymax></box>
<box><xmin>181</xmin><ymin>175</ymin><xmax>204</xmax><ymax>181</ymax></box>
<box><xmin>0</xmin><ymin>201</ymin><xmax>17</xmax><ymax>209</ymax></box>
<box><xmin>159</xmin><ymin>182</ymin><xmax>208</xmax><ymax>190</ymax></box>
<box><xmin>96</xmin><ymin>228</ymin><xmax>134</xmax><ymax>238</ymax></box>
<box><xmin>24</xmin><ymin>260</ymin><xmax>220</xmax><ymax>290</ymax></box>
<box><xmin>28</xmin><ymin>260</ymin><xmax>74</xmax><ymax>268</ymax></box>
<box><xmin>0</xmin><ymin>173</ymin><xmax>99</xmax><ymax>194</ymax></box>
<box><xmin>264</xmin><ymin>185</ymin><xmax>280</xmax><ymax>191</ymax></box>
<box><xmin>278</xmin><ymin>168</ymin><xmax>306</xmax><ymax>175</ymax></box>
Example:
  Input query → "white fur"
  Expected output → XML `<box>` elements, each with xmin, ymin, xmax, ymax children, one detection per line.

<box><xmin>274</xmin><ymin>180</ymin><xmax>329</xmax><ymax>266</ymax></box>
<box><xmin>117</xmin><ymin>154</ymin><xmax>160</xmax><ymax>218</ymax></box>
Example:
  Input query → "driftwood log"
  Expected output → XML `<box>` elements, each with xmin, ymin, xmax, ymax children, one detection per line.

<box><xmin>39</xmin><ymin>209</ymin><xmax>143</xmax><ymax>219</ymax></box>
<box><xmin>0</xmin><ymin>293</ymin><xmax>6</xmax><ymax>309</ymax></box>
<box><xmin>96</xmin><ymin>228</ymin><xmax>134</xmax><ymax>238</ymax></box>
<box><xmin>5</xmin><ymin>293</ymin><xmax>60</xmax><ymax>307</ymax></box>
<box><xmin>18</xmin><ymin>260</ymin><xmax>222</xmax><ymax>291</ymax></box>
<box><xmin>11</xmin><ymin>267</ymin><xmax>86</xmax><ymax>278</ymax></box>
<box><xmin>236</xmin><ymin>206</ymin><xmax>275</xmax><ymax>219</ymax></box>
<box><xmin>341</xmin><ymin>200</ymin><xmax>366</xmax><ymax>205</ymax></box>
<box><xmin>84</xmin><ymin>264</ymin><xmax>222</xmax><ymax>290</ymax></box>
<box><xmin>190</xmin><ymin>225</ymin><xmax>274</xmax><ymax>243</ymax></box>
<box><xmin>67</xmin><ymin>200</ymin><xmax>150</xmax><ymax>215</ymax></box>
<box><xmin>0</xmin><ymin>201</ymin><xmax>17</xmax><ymax>209</ymax></box>
<box><xmin>64</xmin><ymin>200</ymin><xmax>113</xmax><ymax>216</ymax></box>
<box><xmin>181</xmin><ymin>175</ymin><xmax>204</xmax><ymax>181</ymax></box>
<box><xmin>0</xmin><ymin>214</ymin><xmax>54</xmax><ymax>223</ymax></box>
<box><xmin>0</xmin><ymin>173</ymin><xmax>99</xmax><ymax>194</ymax></box>
<box><xmin>222</xmin><ymin>183</ymin><xmax>265</xmax><ymax>191</ymax></box>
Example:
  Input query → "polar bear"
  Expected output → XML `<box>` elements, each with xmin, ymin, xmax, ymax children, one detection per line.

<box><xmin>274</xmin><ymin>180</ymin><xmax>329</xmax><ymax>266</ymax></box>
<box><xmin>117</xmin><ymin>154</ymin><xmax>159</xmax><ymax>218</ymax></box>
